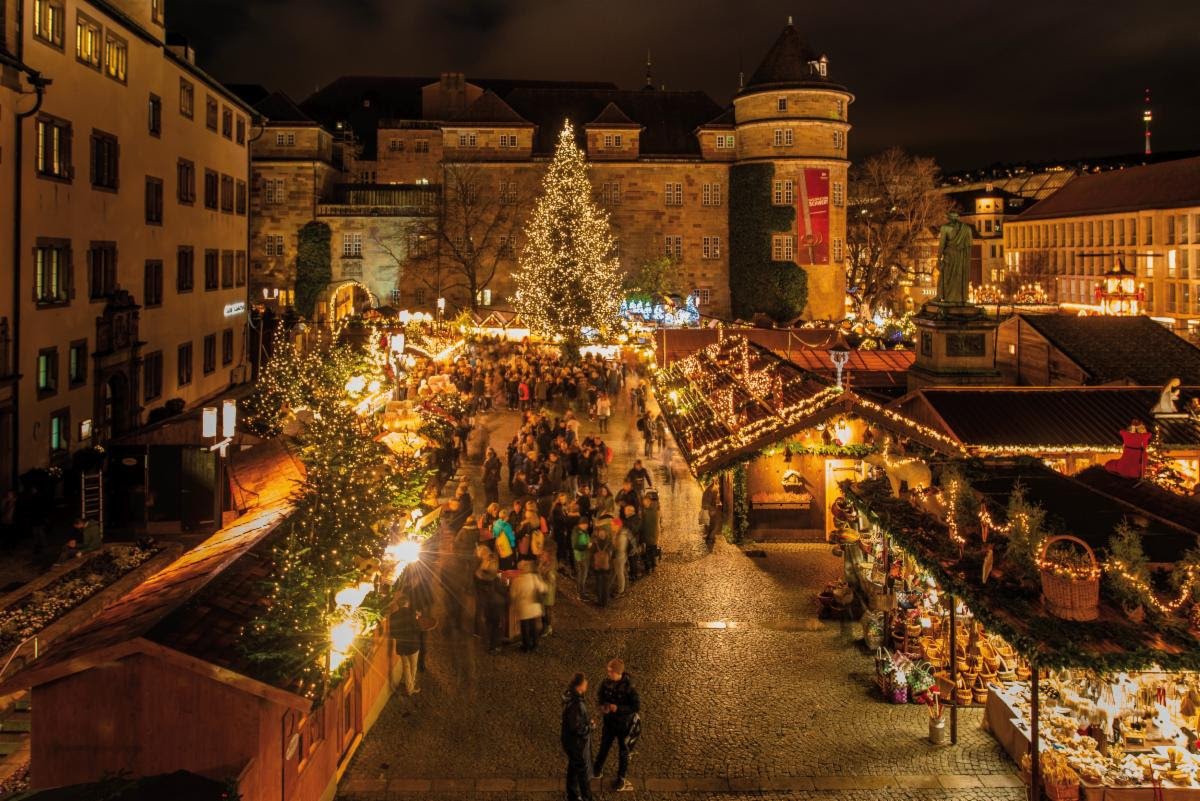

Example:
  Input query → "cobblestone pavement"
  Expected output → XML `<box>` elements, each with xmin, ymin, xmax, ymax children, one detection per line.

<box><xmin>339</xmin><ymin>387</ymin><xmax>1021</xmax><ymax>800</ymax></box>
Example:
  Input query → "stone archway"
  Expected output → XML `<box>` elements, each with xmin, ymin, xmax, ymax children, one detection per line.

<box><xmin>316</xmin><ymin>280</ymin><xmax>379</xmax><ymax>324</ymax></box>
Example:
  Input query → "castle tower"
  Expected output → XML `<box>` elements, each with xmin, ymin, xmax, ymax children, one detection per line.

<box><xmin>1143</xmin><ymin>88</ymin><xmax>1153</xmax><ymax>156</ymax></box>
<box><xmin>732</xmin><ymin>20</ymin><xmax>853</xmax><ymax>321</ymax></box>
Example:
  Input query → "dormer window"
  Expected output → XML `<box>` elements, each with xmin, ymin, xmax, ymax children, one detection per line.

<box><xmin>777</xmin><ymin>97</ymin><xmax>788</xmax><ymax>112</ymax></box>
<box><xmin>818</xmin><ymin>55</ymin><xmax>828</xmax><ymax>77</ymax></box>
<box><xmin>602</xmin><ymin>133</ymin><xmax>623</xmax><ymax>149</ymax></box>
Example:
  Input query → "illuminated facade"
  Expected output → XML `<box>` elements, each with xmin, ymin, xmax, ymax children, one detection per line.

<box><xmin>1004</xmin><ymin>156</ymin><xmax>1200</xmax><ymax>333</ymax></box>
<box><xmin>245</xmin><ymin>21</ymin><xmax>852</xmax><ymax>322</ymax></box>
<box><xmin>4</xmin><ymin>0</ymin><xmax>252</xmax><ymax>480</ymax></box>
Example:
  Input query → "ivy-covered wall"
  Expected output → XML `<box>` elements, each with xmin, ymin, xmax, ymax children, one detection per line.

<box><xmin>729</xmin><ymin>163</ymin><xmax>806</xmax><ymax>322</ymax></box>
<box><xmin>295</xmin><ymin>221</ymin><xmax>332</xmax><ymax>319</ymax></box>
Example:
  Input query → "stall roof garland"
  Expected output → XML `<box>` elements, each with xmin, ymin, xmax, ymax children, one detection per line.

<box><xmin>653</xmin><ymin>335</ymin><xmax>964</xmax><ymax>477</ymax></box>
<box><xmin>841</xmin><ymin>475</ymin><xmax>1200</xmax><ymax>673</ymax></box>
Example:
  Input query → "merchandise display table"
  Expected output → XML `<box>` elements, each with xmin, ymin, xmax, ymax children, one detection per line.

<box><xmin>987</xmin><ymin>684</ymin><xmax>1200</xmax><ymax>800</ymax></box>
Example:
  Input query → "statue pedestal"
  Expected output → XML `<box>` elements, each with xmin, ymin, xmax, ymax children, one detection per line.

<box><xmin>907</xmin><ymin>304</ymin><xmax>1003</xmax><ymax>391</ymax></box>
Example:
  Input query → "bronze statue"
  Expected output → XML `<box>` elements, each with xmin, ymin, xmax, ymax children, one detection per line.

<box><xmin>936</xmin><ymin>211</ymin><xmax>973</xmax><ymax>305</ymax></box>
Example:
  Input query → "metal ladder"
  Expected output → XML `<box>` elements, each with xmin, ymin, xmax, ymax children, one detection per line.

<box><xmin>81</xmin><ymin>471</ymin><xmax>103</xmax><ymax>535</ymax></box>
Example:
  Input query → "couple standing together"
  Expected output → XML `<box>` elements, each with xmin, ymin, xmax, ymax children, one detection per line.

<box><xmin>560</xmin><ymin>658</ymin><xmax>641</xmax><ymax>799</ymax></box>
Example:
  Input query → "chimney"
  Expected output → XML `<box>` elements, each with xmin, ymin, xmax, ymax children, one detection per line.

<box><xmin>166</xmin><ymin>33</ymin><xmax>195</xmax><ymax>64</ymax></box>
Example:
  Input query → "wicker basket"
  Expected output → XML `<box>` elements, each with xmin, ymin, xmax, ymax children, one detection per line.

<box><xmin>1044</xmin><ymin>781</ymin><xmax>1080</xmax><ymax>801</ymax></box>
<box><xmin>1040</xmin><ymin>535</ymin><xmax>1100</xmax><ymax>622</ymax></box>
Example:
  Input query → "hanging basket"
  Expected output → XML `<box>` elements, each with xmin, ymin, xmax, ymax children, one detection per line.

<box><xmin>1039</xmin><ymin>535</ymin><xmax>1100</xmax><ymax>622</ymax></box>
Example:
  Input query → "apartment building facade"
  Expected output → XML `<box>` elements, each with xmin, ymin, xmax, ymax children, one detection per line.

<box><xmin>1004</xmin><ymin>156</ymin><xmax>1200</xmax><ymax>334</ymax></box>
<box><xmin>11</xmin><ymin>0</ymin><xmax>252</xmax><ymax>482</ymax></box>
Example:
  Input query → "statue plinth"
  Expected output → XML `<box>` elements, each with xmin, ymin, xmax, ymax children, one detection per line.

<box><xmin>907</xmin><ymin>305</ymin><xmax>1002</xmax><ymax>391</ymax></box>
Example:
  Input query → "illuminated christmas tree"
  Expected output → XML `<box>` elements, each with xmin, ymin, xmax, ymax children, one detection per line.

<box><xmin>512</xmin><ymin>121</ymin><xmax>622</xmax><ymax>351</ymax></box>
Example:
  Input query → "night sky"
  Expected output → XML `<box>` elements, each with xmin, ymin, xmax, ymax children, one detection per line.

<box><xmin>171</xmin><ymin>0</ymin><xmax>1200</xmax><ymax>171</ymax></box>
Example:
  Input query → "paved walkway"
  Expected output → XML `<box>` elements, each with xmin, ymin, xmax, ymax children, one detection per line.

<box><xmin>339</xmin><ymin>383</ymin><xmax>1020</xmax><ymax>800</ymax></box>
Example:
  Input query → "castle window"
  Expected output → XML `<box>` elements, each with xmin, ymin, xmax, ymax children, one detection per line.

<box><xmin>499</xmin><ymin>134</ymin><xmax>518</xmax><ymax>148</ymax></box>
<box><xmin>772</xmin><ymin>180</ymin><xmax>794</xmax><ymax>206</ymax></box>
<box><xmin>342</xmin><ymin>232</ymin><xmax>363</xmax><ymax>258</ymax></box>
<box><xmin>836</xmin><ymin>99</ymin><xmax>845</xmax><ymax>118</ymax></box>
<box><xmin>275</xmin><ymin>131</ymin><xmax>296</xmax><ymax>147</ymax></box>
<box><xmin>265</xmin><ymin>235</ymin><xmax>285</xmax><ymax>257</ymax></box>
<box><xmin>264</xmin><ymin>178</ymin><xmax>285</xmax><ymax>204</ymax></box>
<box><xmin>715</xmin><ymin>134</ymin><xmax>735</xmax><ymax>150</ymax></box>
<box><xmin>664</xmin><ymin>182</ymin><xmax>683</xmax><ymax>207</ymax></box>
<box><xmin>663</xmin><ymin>235</ymin><xmax>682</xmax><ymax>259</ymax></box>
<box><xmin>832</xmin><ymin>237</ymin><xmax>844</xmax><ymax>262</ymax></box>
<box><xmin>601</xmin><ymin>182</ymin><xmax>621</xmax><ymax>205</ymax></box>
<box><xmin>697</xmin><ymin>288</ymin><xmax>711</xmax><ymax>306</ymax></box>
<box><xmin>457</xmin><ymin>132</ymin><xmax>477</xmax><ymax>148</ymax></box>
<box><xmin>702</xmin><ymin>183</ymin><xmax>722</xmax><ymax>207</ymax></box>
<box><xmin>602</xmin><ymin>133</ymin><xmax>623</xmax><ymax>149</ymax></box>
<box><xmin>832</xmin><ymin>181</ymin><xmax>844</xmax><ymax>207</ymax></box>
<box><xmin>499</xmin><ymin>179</ymin><xmax>518</xmax><ymax>205</ymax></box>
<box><xmin>777</xmin><ymin>97</ymin><xmax>788</xmax><ymax>112</ymax></box>
<box><xmin>34</xmin><ymin>0</ymin><xmax>65</xmax><ymax>48</ymax></box>
<box><xmin>771</xmin><ymin>234</ymin><xmax>795</xmax><ymax>261</ymax></box>
<box><xmin>702</xmin><ymin>236</ymin><xmax>721</xmax><ymax>260</ymax></box>
<box><xmin>389</xmin><ymin>139</ymin><xmax>404</xmax><ymax>152</ymax></box>
<box><xmin>773</xmin><ymin>129</ymin><xmax>793</xmax><ymax>147</ymax></box>
<box><xmin>833</xmin><ymin>131</ymin><xmax>845</xmax><ymax>149</ymax></box>
<box><xmin>76</xmin><ymin>13</ymin><xmax>101</xmax><ymax>68</ymax></box>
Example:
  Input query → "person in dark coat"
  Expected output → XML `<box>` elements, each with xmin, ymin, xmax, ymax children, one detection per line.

<box><xmin>561</xmin><ymin>673</ymin><xmax>594</xmax><ymax>801</ymax></box>
<box><xmin>593</xmin><ymin>658</ymin><xmax>639</xmax><ymax>792</ymax></box>
<box><xmin>388</xmin><ymin>596</ymin><xmax>422</xmax><ymax>695</ymax></box>
<box><xmin>482</xmin><ymin>448</ymin><xmax>502</xmax><ymax>506</ymax></box>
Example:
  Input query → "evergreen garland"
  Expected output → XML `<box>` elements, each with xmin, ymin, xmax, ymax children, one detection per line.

<box><xmin>731</xmin><ymin>464</ymin><xmax>750</xmax><ymax>543</ymax></box>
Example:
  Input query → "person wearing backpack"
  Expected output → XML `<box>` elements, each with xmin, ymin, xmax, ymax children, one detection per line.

<box><xmin>593</xmin><ymin>658</ymin><xmax>640</xmax><ymax>793</ymax></box>
<box><xmin>493</xmin><ymin>509</ymin><xmax>517</xmax><ymax>570</ymax></box>
<box><xmin>590</xmin><ymin>518</ymin><xmax>615</xmax><ymax>608</ymax></box>
<box><xmin>572</xmin><ymin>518</ymin><xmax>592</xmax><ymax>595</ymax></box>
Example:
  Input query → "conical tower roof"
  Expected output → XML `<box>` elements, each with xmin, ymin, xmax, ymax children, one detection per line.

<box><xmin>741</xmin><ymin>22</ymin><xmax>846</xmax><ymax>94</ymax></box>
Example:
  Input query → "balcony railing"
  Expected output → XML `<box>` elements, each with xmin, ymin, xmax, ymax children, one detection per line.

<box><xmin>317</xmin><ymin>184</ymin><xmax>439</xmax><ymax>217</ymax></box>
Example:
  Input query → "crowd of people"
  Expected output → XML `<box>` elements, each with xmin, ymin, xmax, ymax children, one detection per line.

<box><xmin>424</xmin><ymin>340</ymin><xmax>666</xmax><ymax>657</ymax></box>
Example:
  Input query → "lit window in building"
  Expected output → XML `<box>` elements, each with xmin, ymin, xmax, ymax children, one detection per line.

<box><xmin>75</xmin><ymin>14</ymin><xmax>101</xmax><ymax>68</ymax></box>
<box><xmin>702</xmin><ymin>236</ymin><xmax>721</xmax><ymax>259</ymax></box>
<box><xmin>104</xmin><ymin>32</ymin><xmax>127</xmax><ymax>82</ymax></box>
<box><xmin>771</xmin><ymin>234</ymin><xmax>795</xmax><ymax>261</ymax></box>
<box><xmin>343</xmin><ymin>232</ymin><xmax>363</xmax><ymax>257</ymax></box>
<box><xmin>33</xmin><ymin>0</ymin><xmax>65</xmax><ymax>47</ymax></box>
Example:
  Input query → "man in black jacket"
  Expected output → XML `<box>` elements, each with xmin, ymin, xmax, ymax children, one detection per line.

<box><xmin>593</xmin><ymin>658</ymin><xmax>639</xmax><ymax>792</ymax></box>
<box><xmin>561</xmin><ymin>672</ymin><xmax>594</xmax><ymax>801</ymax></box>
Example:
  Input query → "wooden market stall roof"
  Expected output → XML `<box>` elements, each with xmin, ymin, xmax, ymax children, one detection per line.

<box><xmin>0</xmin><ymin>443</ymin><xmax>301</xmax><ymax>706</ymax></box>
<box><xmin>653</xmin><ymin>334</ymin><xmax>964</xmax><ymax>476</ymax></box>
<box><xmin>842</xmin><ymin>459</ymin><xmax>1200</xmax><ymax>671</ymax></box>
<box><xmin>894</xmin><ymin>386</ymin><xmax>1200</xmax><ymax>453</ymax></box>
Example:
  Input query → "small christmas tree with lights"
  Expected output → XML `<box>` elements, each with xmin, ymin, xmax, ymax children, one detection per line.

<box><xmin>512</xmin><ymin>121</ymin><xmax>622</xmax><ymax>354</ymax></box>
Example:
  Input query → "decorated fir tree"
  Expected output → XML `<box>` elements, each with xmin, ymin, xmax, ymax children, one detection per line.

<box><xmin>512</xmin><ymin>121</ymin><xmax>622</xmax><ymax>352</ymax></box>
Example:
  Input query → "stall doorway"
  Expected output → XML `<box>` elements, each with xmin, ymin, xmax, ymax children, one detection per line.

<box><xmin>105</xmin><ymin>373</ymin><xmax>132</xmax><ymax>437</ymax></box>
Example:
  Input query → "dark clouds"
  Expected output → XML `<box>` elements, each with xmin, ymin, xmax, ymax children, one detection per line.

<box><xmin>169</xmin><ymin>0</ymin><xmax>1200</xmax><ymax>170</ymax></box>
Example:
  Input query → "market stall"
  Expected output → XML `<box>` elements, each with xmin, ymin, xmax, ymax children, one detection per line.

<box><xmin>842</xmin><ymin>458</ymin><xmax>1200</xmax><ymax>799</ymax></box>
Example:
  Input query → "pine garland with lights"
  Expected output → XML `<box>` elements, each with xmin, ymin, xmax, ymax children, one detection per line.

<box><xmin>512</xmin><ymin>122</ymin><xmax>622</xmax><ymax>350</ymax></box>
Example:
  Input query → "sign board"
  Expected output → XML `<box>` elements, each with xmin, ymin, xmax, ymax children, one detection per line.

<box><xmin>795</xmin><ymin>168</ymin><xmax>830</xmax><ymax>265</ymax></box>
<box><xmin>223</xmin><ymin>301</ymin><xmax>247</xmax><ymax>317</ymax></box>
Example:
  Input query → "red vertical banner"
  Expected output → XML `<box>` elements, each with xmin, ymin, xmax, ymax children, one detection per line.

<box><xmin>795</xmin><ymin>168</ymin><xmax>830</xmax><ymax>265</ymax></box>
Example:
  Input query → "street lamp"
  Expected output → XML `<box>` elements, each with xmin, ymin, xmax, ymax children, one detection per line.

<box><xmin>829</xmin><ymin>333</ymin><xmax>852</xmax><ymax>390</ymax></box>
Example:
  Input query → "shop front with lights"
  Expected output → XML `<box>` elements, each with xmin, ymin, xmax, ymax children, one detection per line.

<box><xmin>653</xmin><ymin>334</ymin><xmax>962</xmax><ymax>540</ymax></box>
<box><xmin>841</xmin><ymin>459</ymin><xmax>1200</xmax><ymax>798</ymax></box>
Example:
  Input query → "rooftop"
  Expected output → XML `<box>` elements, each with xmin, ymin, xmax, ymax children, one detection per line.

<box><xmin>897</xmin><ymin>386</ymin><xmax>1200</xmax><ymax>451</ymax></box>
<box><xmin>1016</xmin><ymin>314</ymin><xmax>1200</xmax><ymax>385</ymax></box>
<box><xmin>1018</xmin><ymin>155</ymin><xmax>1200</xmax><ymax>220</ymax></box>
<box><xmin>741</xmin><ymin>23</ymin><xmax>847</xmax><ymax>94</ymax></box>
<box><xmin>653</xmin><ymin>335</ymin><xmax>961</xmax><ymax>475</ymax></box>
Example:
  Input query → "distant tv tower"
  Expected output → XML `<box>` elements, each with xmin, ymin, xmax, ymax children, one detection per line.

<box><xmin>1143</xmin><ymin>88</ymin><xmax>1153</xmax><ymax>156</ymax></box>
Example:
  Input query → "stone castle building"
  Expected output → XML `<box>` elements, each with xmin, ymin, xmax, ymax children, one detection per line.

<box><xmin>239</xmin><ymin>21</ymin><xmax>852</xmax><ymax>324</ymax></box>
<box><xmin>2</xmin><ymin>0</ymin><xmax>252</xmax><ymax>487</ymax></box>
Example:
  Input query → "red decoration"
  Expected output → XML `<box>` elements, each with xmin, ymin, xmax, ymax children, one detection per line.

<box><xmin>1104</xmin><ymin>423</ymin><xmax>1151</xmax><ymax>479</ymax></box>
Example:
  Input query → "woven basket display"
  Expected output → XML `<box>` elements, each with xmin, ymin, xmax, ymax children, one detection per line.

<box><xmin>1039</xmin><ymin>535</ymin><xmax>1099</xmax><ymax>622</ymax></box>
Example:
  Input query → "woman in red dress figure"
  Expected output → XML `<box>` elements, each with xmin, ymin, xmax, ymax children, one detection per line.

<box><xmin>1104</xmin><ymin>419</ymin><xmax>1151</xmax><ymax>479</ymax></box>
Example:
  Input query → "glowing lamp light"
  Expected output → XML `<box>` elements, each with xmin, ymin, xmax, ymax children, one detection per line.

<box><xmin>202</xmin><ymin>407</ymin><xmax>218</xmax><ymax>438</ymax></box>
<box><xmin>222</xmin><ymin>399</ymin><xmax>237</xmax><ymax>438</ymax></box>
<box><xmin>334</xmin><ymin>586</ymin><xmax>365</xmax><ymax>608</ymax></box>
<box><xmin>367</xmin><ymin>379</ymin><xmax>381</xmax><ymax>394</ymax></box>
<box><xmin>668</xmin><ymin>390</ymin><xmax>679</xmax><ymax>405</ymax></box>
<box><xmin>388</xmin><ymin>539</ymin><xmax>421</xmax><ymax>564</ymax></box>
<box><xmin>389</xmin><ymin>333</ymin><xmax>406</xmax><ymax>354</ymax></box>
<box><xmin>330</xmin><ymin>619</ymin><xmax>360</xmax><ymax>651</ymax></box>
<box><xmin>345</xmin><ymin>375</ymin><xmax>367</xmax><ymax>395</ymax></box>
<box><xmin>397</xmin><ymin>310</ymin><xmax>412</xmax><ymax>324</ymax></box>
